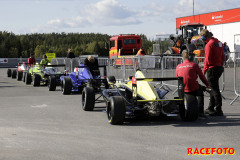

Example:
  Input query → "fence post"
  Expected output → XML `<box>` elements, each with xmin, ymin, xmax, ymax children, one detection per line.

<box><xmin>230</xmin><ymin>52</ymin><xmax>239</xmax><ymax>105</ymax></box>
<box><xmin>220</xmin><ymin>70</ymin><xmax>226</xmax><ymax>99</ymax></box>
<box><xmin>122</xmin><ymin>58</ymin><xmax>126</xmax><ymax>82</ymax></box>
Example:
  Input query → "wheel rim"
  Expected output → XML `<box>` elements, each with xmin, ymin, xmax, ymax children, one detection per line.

<box><xmin>33</xmin><ymin>76</ymin><xmax>35</xmax><ymax>85</ymax></box>
<box><xmin>82</xmin><ymin>91</ymin><xmax>86</xmax><ymax>108</ymax></box>
<box><xmin>48</xmin><ymin>78</ymin><xmax>51</xmax><ymax>88</ymax></box>
<box><xmin>61</xmin><ymin>82</ymin><xmax>64</xmax><ymax>93</ymax></box>
<box><xmin>184</xmin><ymin>97</ymin><xmax>188</xmax><ymax>117</ymax></box>
<box><xmin>107</xmin><ymin>105</ymin><xmax>112</xmax><ymax>123</ymax></box>
<box><xmin>26</xmin><ymin>74</ymin><xmax>29</xmax><ymax>84</ymax></box>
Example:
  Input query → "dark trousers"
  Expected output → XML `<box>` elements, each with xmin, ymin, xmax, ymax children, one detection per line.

<box><xmin>206</xmin><ymin>66</ymin><xmax>224</xmax><ymax>112</ymax></box>
<box><xmin>185</xmin><ymin>85</ymin><xmax>204</xmax><ymax>114</ymax></box>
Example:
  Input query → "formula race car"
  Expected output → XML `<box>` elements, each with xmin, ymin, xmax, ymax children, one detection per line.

<box><xmin>60</xmin><ymin>64</ymin><xmax>109</xmax><ymax>95</ymax></box>
<box><xmin>24</xmin><ymin>64</ymin><xmax>66</xmax><ymax>90</ymax></box>
<box><xmin>7</xmin><ymin>62</ymin><xmax>29</xmax><ymax>81</ymax></box>
<box><xmin>82</xmin><ymin>70</ymin><xmax>199</xmax><ymax>125</ymax></box>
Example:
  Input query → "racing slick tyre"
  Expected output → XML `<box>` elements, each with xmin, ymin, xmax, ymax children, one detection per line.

<box><xmin>33</xmin><ymin>74</ymin><xmax>41</xmax><ymax>87</ymax></box>
<box><xmin>48</xmin><ymin>76</ymin><xmax>56</xmax><ymax>91</ymax></box>
<box><xmin>23</xmin><ymin>72</ymin><xmax>26</xmax><ymax>82</ymax></box>
<box><xmin>107</xmin><ymin>96</ymin><xmax>126</xmax><ymax>125</ymax></box>
<box><xmin>61</xmin><ymin>77</ymin><xmax>72</xmax><ymax>95</ymax></box>
<box><xmin>7</xmin><ymin>69</ymin><xmax>12</xmax><ymax>77</ymax></box>
<box><xmin>12</xmin><ymin>70</ymin><xmax>17</xmax><ymax>79</ymax></box>
<box><xmin>17</xmin><ymin>71</ymin><xmax>23</xmax><ymax>81</ymax></box>
<box><xmin>179</xmin><ymin>94</ymin><xmax>199</xmax><ymax>122</ymax></box>
<box><xmin>82</xmin><ymin>87</ymin><xmax>95</xmax><ymax>111</ymax></box>
<box><xmin>25</xmin><ymin>73</ymin><xmax>32</xmax><ymax>85</ymax></box>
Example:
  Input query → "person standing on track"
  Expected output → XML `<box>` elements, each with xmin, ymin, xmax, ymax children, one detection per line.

<box><xmin>200</xmin><ymin>29</ymin><xmax>225</xmax><ymax>116</ymax></box>
<box><xmin>40</xmin><ymin>54</ymin><xmax>50</xmax><ymax>68</ymax></box>
<box><xmin>176</xmin><ymin>50</ymin><xmax>210</xmax><ymax>118</ymax></box>
<box><xmin>28</xmin><ymin>53</ymin><xmax>36</xmax><ymax>66</ymax></box>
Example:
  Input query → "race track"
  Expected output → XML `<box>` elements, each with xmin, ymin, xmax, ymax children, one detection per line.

<box><xmin>0</xmin><ymin>68</ymin><xmax>240</xmax><ymax>160</ymax></box>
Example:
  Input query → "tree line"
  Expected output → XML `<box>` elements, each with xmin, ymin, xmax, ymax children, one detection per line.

<box><xmin>0</xmin><ymin>31</ymin><xmax>170</xmax><ymax>58</ymax></box>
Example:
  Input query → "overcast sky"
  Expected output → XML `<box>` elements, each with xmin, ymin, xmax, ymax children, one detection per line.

<box><xmin>1</xmin><ymin>0</ymin><xmax>239</xmax><ymax>39</ymax></box>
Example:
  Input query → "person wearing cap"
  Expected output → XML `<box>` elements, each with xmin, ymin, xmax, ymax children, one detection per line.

<box><xmin>176</xmin><ymin>50</ymin><xmax>210</xmax><ymax>118</ymax></box>
<box><xmin>67</xmin><ymin>48</ymin><xmax>75</xmax><ymax>58</ymax></box>
<box><xmin>84</xmin><ymin>55</ymin><xmax>99</xmax><ymax>75</ymax></box>
<box><xmin>40</xmin><ymin>54</ymin><xmax>50</xmax><ymax>68</ymax></box>
<box><xmin>28</xmin><ymin>53</ymin><xmax>36</xmax><ymax>66</ymax></box>
<box><xmin>200</xmin><ymin>29</ymin><xmax>225</xmax><ymax>116</ymax></box>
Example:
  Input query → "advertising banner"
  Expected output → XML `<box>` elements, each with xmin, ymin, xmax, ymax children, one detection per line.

<box><xmin>46</xmin><ymin>53</ymin><xmax>56</xmax><ymax>61</ymax></box>
<box><xmin>176</xmin><ymin>8</ymin><xmax>240</xmax><ymax>28</ymax></box>
<box><xmin>0</xmin><ymin>58</ymin><xmax>8</xmax><ymax>63</ymax></box>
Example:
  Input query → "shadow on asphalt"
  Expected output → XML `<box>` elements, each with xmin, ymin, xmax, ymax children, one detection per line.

<box><xmin>92</xmin><ymin>107</ymin><xmax>106</xmax><ymax>112</ymax></box>
<box><xmin>0</xmin><ymin>82</ymin><xmax>10</xmax><ymax>83</ymax></box>
<box><xmin>90</xmin><ymin>104</ymin><xmax>240</xmax><ymax>127</ymax></box>
<box><xmin>0</xmin><ymin>85</ymin><xmax>17</xmax><ymax>88</ymax></box>
<box><xmin>122</xmin><ymin>113</ymin><xmax>240</xmax><ymax>127</ymax></box>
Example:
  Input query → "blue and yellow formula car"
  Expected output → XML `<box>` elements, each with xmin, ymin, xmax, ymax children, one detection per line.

<box><xmin>60</xmin><ymin>64</ymin><xmax>109</xmax><ymax>95</ymax></box>
<box><xmin>82</xmin><ymin>70</ymin><xmax>199</xmax><ymax>125</ymax></box>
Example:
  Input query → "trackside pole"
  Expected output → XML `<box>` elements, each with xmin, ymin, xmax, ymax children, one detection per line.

<box><xmin>159</xmin><ymin>56</ymin><xmax>173</xmax><ymax>91</ymax></box>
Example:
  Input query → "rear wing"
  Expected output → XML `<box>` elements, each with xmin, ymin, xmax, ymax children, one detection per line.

<box><xmin>45</xmin><ymin>64</ymin><xmax>66</xmax><ymax>68</ymax></box>
<box><xmin>131</xmin><ymin>77</ymin><xmax>184</xmax><ymax>106</ymax></box>
<box><xmin>18</xmin><ymin>62</ymin><xmax>30</xmax><ymax>65</ymax></box>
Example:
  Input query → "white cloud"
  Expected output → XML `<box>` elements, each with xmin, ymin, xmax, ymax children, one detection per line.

<box><xmin>30</xmin><ymin>0</ymin><xmax>142</xmax><ymax>33</ymax></box>
<box><xmin>29</xmin><ymin>0</ymin><xmax>240</xmax><ymax>35</ymax></box>
<box><xmin>55</xmin><ymin>0</ymin><xmax>140</xmax><ymax>28</ymax></box>
<box><xmin>47</xmin><ymin>18</ymin><xmax>62</xmax><ymax>25</ymax></box>
<box><xmin>71</xmin><ymin>0</ymin><xmax>141</xmax><ymax>26</ymax></box>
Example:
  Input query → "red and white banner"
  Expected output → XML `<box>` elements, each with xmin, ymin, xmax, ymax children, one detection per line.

<box><xmin>176</xmin><ymin>8</ymin><xmax>240</xmax><ymax>28</ymax></box>
<box><xmin>0</xmin><ymin>58</ymin><xmax>8</xmax><ymax>63</ymax></box>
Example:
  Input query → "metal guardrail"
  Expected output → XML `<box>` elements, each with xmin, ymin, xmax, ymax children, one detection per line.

<box><xmin>8</xmin><ymin>55</ymin><xmax>240</xmax><ymax>104</ymax></box>
<box><xmin>51</xmin><ymin>56</ymin><xmax>226</xmax><ymax>90</ymax></box>
<box><xmin>0</xmin><ymin>58</ymin><xmax>42</xmax><ymax>68</ymax></box>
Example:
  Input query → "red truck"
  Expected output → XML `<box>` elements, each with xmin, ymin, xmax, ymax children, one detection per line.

<box><xmin>107</xmin><ymin>34</ymin><xmax>142</xmax><ymax>66</ymax></box>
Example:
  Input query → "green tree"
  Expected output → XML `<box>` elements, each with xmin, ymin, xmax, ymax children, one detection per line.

<box><xmin>9</xmin><ymin>47</ymin><xmax>18</xmax><ymax>58</ymax></box>
<box><xmin>85</xmin><ymin>41</ymin><xmax>100</xmax><ymax>54</ymax></box>
<box><xmin>35</xmin><ymin>45</ymin><xmax>45</xmax><ymax>58</ymax></box>
<box><xmin>0</xmin><ymin>31</ymin><xmax>156</xmax><ymax>57</ymax></box>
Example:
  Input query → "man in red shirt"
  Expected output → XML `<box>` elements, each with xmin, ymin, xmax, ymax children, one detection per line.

<box><xmin>176</xmin><ymin>50</ymin><xmax>209</xmax><ymax>117</ymax></box>
<box><xmin>28</xmin><ymin>53</ymin><xmax>36</xmax><ymax>66</ymax></box>
<box><xmin>200</xmin><ymin>29</ymin><xmax>225</xmax><ymax>116</ymax></box>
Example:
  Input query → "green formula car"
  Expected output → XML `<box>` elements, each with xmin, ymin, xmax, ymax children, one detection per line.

<box><xmin>24</xmin><ymin>64</ymin><xmax>66</xmax><ymax>90</ymax></box>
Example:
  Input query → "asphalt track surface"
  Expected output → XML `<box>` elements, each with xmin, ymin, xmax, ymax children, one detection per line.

<box><xmin>0</xmin><ymin>68</ymin><xmax>240</xmax><ymax>160</ymax></box>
